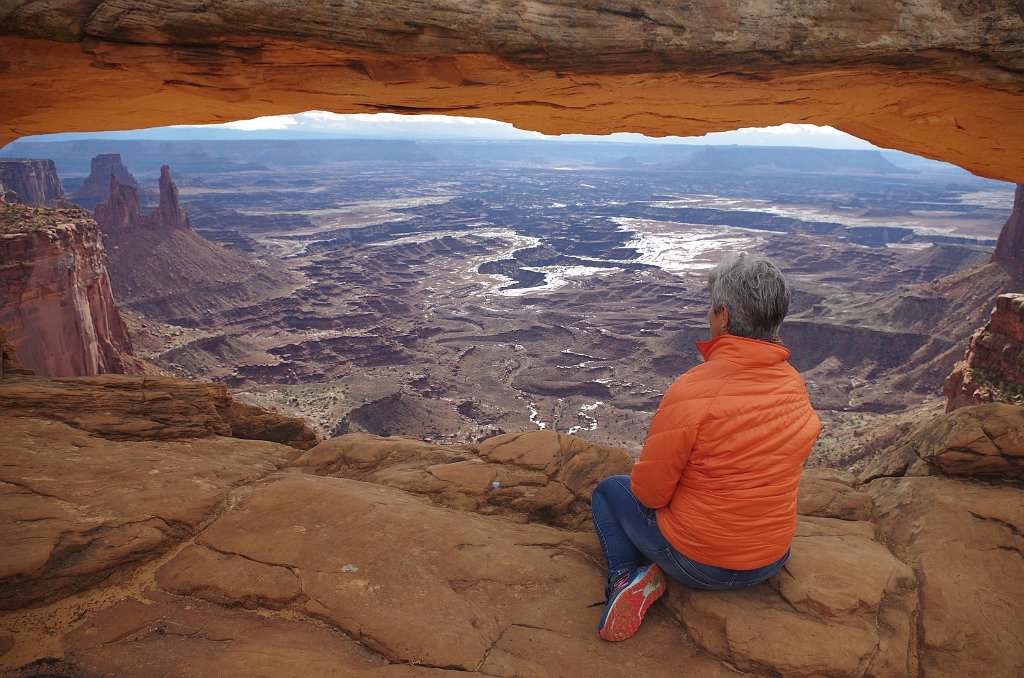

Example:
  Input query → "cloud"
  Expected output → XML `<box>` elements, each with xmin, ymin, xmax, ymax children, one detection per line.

<box><xmin>176</xmin><ymin>113</ymin><xmax>875</xmax><ymax>148</ymax></box>
<box><xmin>218</xmin><ymin>115</ymin><xmax>300</xmax><ymax>131</ymax></box>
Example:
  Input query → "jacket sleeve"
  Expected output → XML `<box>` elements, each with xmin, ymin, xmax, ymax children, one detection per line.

<box><xmin>630</xmin><ymin>395</ymin><xmax>703</xmax><ymax>509</ymax></box>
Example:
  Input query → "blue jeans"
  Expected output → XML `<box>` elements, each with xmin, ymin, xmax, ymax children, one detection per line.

<box><xmin>591</xmin><ymin>475</ymin><xmax>789</xmax><ymax>593</ymax></box>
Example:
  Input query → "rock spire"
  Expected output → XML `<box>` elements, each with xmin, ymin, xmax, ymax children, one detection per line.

<box><xmin>94</xmin><ymin>164</ymin><xmax>192</xmax><ymax>233</ymax></box>
<box><xmin>151</xmin><ymin>164</ymin><xmax>192</xmax><ymax>231</ymax></box>
<box><xmin>71</xmin><ymin>153</ymin><xmax>138</xmax><ymax>211</ymax></box>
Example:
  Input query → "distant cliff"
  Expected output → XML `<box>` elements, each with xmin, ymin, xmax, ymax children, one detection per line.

<box><xmin>71</xmin><ymin>153</ymin><xmax>138</xmax><ymax>212</ymax></box>
<box><xmin>0</xmin><ymin>203</ymin><xmax>140</xmax><ymax>376</ymax></box>
<box><xmin>943</xmin><ymin>293</ymin><xmax>1024</xmax><ymax>411</ymax></box>
<box><xmin>0</xmin><ymin>159</ymin><xmax>66</xmax><ymax>207</ymax></box>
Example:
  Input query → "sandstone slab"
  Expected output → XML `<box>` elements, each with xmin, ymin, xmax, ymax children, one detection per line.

<box><xmin>797</xmin><ymin>468</ymin><xmax>874</xmax><ymax>521</ymax></box>
<box><xmin>0</xmin><ymin>415</ymin><xmax>297</xmax><ymax>609</ymax></box>
<box><xmin>663</xmin><ymin>515</ymin><xmax>916</xmax><ymax>678</ymax></box>
<box><xmin>861</xmin><ymin>403</ymin><xmax>1024</xmax><ymax>480</ymax></box>
<box><xmin>60</xmin><ymin>594</ymin><xmax>460</xmax><ymax>678</ymax></box>
<box><xmin>0</xmin><ymin>374</ymin><xmax>319</xmax><ymax>449</ymax></box>
<box><xmin>866</xmin><ymin>476</ymin><xmax>1024</xmax><ymax>678</ymax></box>
<box><xmin>295</xmin><ymin>430</ymin><xmax>632</xmax><ymax>529</ymax></box>
<box><xmin>152</xmin><ymin>473</ymin><xmax>734</xmax><ymax>676</ymax></box>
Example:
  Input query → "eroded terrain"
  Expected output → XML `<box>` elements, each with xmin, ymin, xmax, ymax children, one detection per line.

<box><xmin>9</xmin><ymin>139</ymin><xmax>1014</xmax><ymax>455</ymax></box>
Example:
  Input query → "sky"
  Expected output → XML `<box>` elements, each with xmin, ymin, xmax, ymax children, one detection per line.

<box><xmin>22</xmin><ymin>111</ymin><xmax>881</xmax><ymax>150</ymax></box>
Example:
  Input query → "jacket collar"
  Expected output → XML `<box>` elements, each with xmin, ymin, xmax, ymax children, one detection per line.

<box><xmin>695</xmin><ymin>334</ymin><xmax>792</xmax><ymax>365</ymax></box>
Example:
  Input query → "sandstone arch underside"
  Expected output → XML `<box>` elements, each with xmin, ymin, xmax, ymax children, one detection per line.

<box><xmin>1</xmin><ymin>1</ymin><xmax>1023</xmax><ymax>183</ymax></box>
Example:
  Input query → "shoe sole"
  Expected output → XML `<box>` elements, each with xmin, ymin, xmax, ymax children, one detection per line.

<box><xmin>598</xmin><ymin>564</ymin><xmax>666</xmax><ymax>642</ymax></box>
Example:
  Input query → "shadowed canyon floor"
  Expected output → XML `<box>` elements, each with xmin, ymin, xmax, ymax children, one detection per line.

<box><xmin>5</xmin><ymin>139</ymin><xmax>1014</xmax><ymax>457</ymax></box>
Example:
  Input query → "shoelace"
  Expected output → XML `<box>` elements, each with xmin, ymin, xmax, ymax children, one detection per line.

<box><xmin>588</xmin><ymin>572</ymin><xmax>633</xmax><ymax>607</ymax></box>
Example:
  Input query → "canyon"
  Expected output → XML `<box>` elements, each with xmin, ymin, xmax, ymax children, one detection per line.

<box><xmin>1</xmin><ymin>2</ymin><xmax>1023</xmax><ymax>676</ymax></box>
<box><xmin>6</xmin><ymin>138</ymin><xmax>1016</xmax><ymax>455</ymax></box>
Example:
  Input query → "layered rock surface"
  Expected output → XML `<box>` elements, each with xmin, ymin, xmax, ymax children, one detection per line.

<box><xmin>1</xmin><ymin>403</ymin><xmax>1021</xmax><ymax>676</ymax></box>
<box><xmin>0</xmin><ymin>373</ymin><xmax>319</xmax><ymax>449</ymax></box>
<box><xmin>944</xmin><ymin>293</ymin><xmax>1024</xmax><ymax>412</ymax></box>
<box><xmin>0</xmin><ymin>204</ymin><xmax>139</xmax><ymax>376</ymax></box>
<box><xmin>0</xmin><ymin>159</ymin><xmax>65</xmax><ymax>207</ymax></box>
<box><xmin>1</xmin><ymin>2</ymin><xmax>1023</xmax><ymax>182</ymax></box>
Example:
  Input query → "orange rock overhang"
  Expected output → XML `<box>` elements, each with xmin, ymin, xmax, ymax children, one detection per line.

<box><xmin>1</xmin><ymin>1</ymin><xmax>1023</xmax><ymax>182</ymax></box>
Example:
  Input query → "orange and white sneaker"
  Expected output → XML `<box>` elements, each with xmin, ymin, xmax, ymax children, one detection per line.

<box><xmin>597</xmin><ymin>563</ymin><xmax>666</xmax><ymax>641</ymax></box>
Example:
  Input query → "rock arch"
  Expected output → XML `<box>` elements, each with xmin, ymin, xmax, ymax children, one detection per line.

<box><xmin>1</xmin><ymin>1</ymin><xmax>1023</xmax><ymax>182</ymax></box>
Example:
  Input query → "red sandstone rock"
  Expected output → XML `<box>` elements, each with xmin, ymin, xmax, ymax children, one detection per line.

<box><xmin>861</xmin><ymin>402</ymin><xmax>1024</xmax><ymax>480</ymax></box>
<box><xmin>93</xmin><ymin>176</ymin><xmax>145</xmax><ymax>234</ymax></box>
<box><xmin>151</xmin><ymin>473</ymin><xmax>730</xmax><ymax>675</ymax></box>
<box><xmin>797</xmin><ymin>468</ymin><xmax>874</xmax><ymax>521</ymax></box>
<box><xmin>0</xmin><ymin>3</ymin><xmax>1023</xmax><ymax>182</ymax></box>
<box><xmin>150</xmin><ymin>164</ymin><xmax>191</xmax><ymax>231</ymax></box>
<box><xmin>70</xmin><ymin>153</ymin><xmax>138</xmax><ymax>212</ymax></box>
<box><xmin>944</xmin><ymin>293</ymin><xmax>1024</xmax><ymax>411</ymax></box>
<box><xmin>0</xmin><ymin>373</ymin><xmax>320</xmax><ymax>449</ymax></box>
<box><xmin>0</xmin><ymin>159</ymin><xmax>65</xmax><ymax>208</ymax></box>
<box><xmin>294</xmin><ymin>430</ymin><xmax>634</xmax><ymax>529</ymax></box>
<box><xmin>867</xmin><ymin>476</ymin><xmax>1024</xmax><ymax>678</ymax></box>
<box><xmin>0</xmin><ymin>204</ymin><xmax>136</xmax><ymax>376</ymax></box>
<box><xmin>1</xmin><ymin>411</ymin><xmax>1022</xmax><ymax>675</ymax></box>
<box><xmin>0</xmin><ymin>415</ymin><xmax>299</xmax><ymax>610</ymax></box>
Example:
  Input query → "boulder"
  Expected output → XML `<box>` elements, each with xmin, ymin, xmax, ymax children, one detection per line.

<box><xmin>861</xmin><ymin>403</ymin><xmax>1024</xmax><ymax>480</ymax></box>
<box><xmin>797</xmin><ymin>468</ymin><xmax>874</xmax><ymax>521</ymax></box>
<box><xmin>664</xmin><ymin>516</ymin><xmax>916</xmax><ymax>678</ymax></box>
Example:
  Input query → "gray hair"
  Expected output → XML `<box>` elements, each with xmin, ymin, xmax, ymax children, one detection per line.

<box><xmin>707</xmin><ymin>253</ymin><xmax>790</xmax><ymax>342</ymax></box>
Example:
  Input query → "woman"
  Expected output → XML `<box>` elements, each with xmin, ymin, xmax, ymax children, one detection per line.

<box><xmin>591</xmin><ymin>252</ymin><xmax>820</xmax><ymax>642</ymax></box>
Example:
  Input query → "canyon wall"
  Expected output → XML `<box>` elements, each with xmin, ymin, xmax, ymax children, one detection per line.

<box><xmin>0</xmin><ymin>159</ymin><xmax>65</xmax><ymax>207</ymax></box>
<box><xmin>0</xmin><ymin>204</ymin><xmax>137</xmax><ymax>376</ymax></box>
<box><xmin>944</xmin><ymin>293</ymin><xmax>1024</xmax><ymax>412</ymax></box>
<box><xmin>1</xmin><ymin>2</ymin><xmax>1023</xmax><ymax>182</ymax></box>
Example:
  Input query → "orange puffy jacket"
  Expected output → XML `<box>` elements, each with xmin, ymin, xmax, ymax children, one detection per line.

<box><xmin>630</xmin><ymin>334</ymin><xmax>820</xmax><ymax>570</ymax></box>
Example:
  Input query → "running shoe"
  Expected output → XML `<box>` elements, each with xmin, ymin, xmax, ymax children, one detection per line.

<box><xmin>597</xmin><ymin>563</ymin><xmax>666</xmax><ymax>641</ymax></box>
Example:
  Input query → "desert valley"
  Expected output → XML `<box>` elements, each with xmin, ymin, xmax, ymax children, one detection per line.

<box><xmin>4</xmin><ymin>137</ymin><xmax>1016</xmax><ymax>463</ymax></box>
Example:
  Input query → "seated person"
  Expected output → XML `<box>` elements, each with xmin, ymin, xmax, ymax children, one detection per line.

<box><xmin>591</xmin><ymin>252</ymin><xmax>820</xmax><ymax>641</ymax></box>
